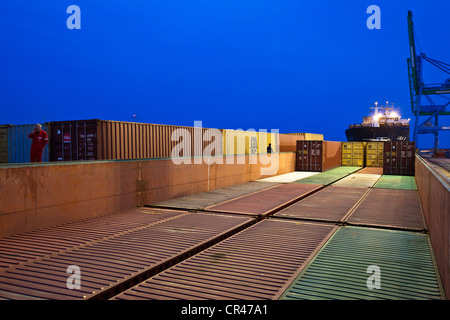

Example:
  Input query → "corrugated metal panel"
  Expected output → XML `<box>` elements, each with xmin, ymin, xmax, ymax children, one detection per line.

<box><xmin>279</xmin><ymin>133</ymin><xmax>304</xmax><ymax>152</ymax></box>
<box><xmin>293</xmin><ymin>166</ymin><xmax>361</xmax><ymax>186</ymax></box>
<box><xmin>112</xmin><ymin>219</ymin><xmax>337</xmax><ymax>300</ymax></box>
<box><xmin>274</xmin><ymin>186</ymin><xmax>369</xmax><ymax>223</ymax></box>
<box><xmin>332</xmin><ymin>173</ymin><xmax>381</xmax><ymax>188</ymax></box>
<box><xmin>0</xmin><ymin>125</ymin><xmax>10</xmax><ymax>164</ymax></box>
<box><xmin>373</xmin><ymin>175</ymin><xmax>417</xmax><ymax>190</ymax></box>
<box><xmin>7</xmin><ymin>124</ymin><xmax>50</xmax><ymax>163</ymax></box>
<box><xmin>383</xmin><ymin>141</ymin><xmax>415</xmax><ymax>176</ymax></box>
<box><xmin>50</xmin><ymin>120</ymin><xmax>223</xmax><ymax>161</ymax></box>
<box><xmin>345</xmin><ymin>188</ymin><xmax>427</xmax><ymax>231</ymax></box>
<box><xmin>288</xmin><ymin>133</ymin><xmax>324</xmax><ymax>140</ymax></box>
<box><xmin>257</xmin><ymin>171</ymin><xmax>319</xmax><ymax>183</ymax></box>
<box><xmin>280</xmin><ymin>226</ymin><xmax>445</xmax><ymax>300</ymax></box>
<box><xmin>0</xmin><ymin>212</ymin><xmax>254</xmax><ymax>300</ymax></box>
<box><xmin>223</xmin><ymin>129</ymin><xmax>258</xmax><ymax>155</ymax></box>
<box><xmin>256</xmin><ymin>131</ymin><xmax>279</xmax><ymax>154</ymax></box>
<box><xmin>148</xmin><ymin>181</ymin><xmax>278</xmax><ymax>210</ymax></box>
<box><xmin>206</xmin><ymin>183</ymin><xmax>323</xmax><ymax>217</ymax></box>
<box><xmin>0</xmin><ymin>208</ymin><xmax>185</xmax><ymax>270</ymax></box>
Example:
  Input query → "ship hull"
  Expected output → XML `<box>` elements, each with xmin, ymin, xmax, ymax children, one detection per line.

<box><xmin>345</xmin><ymin>125</ymin><xmax>410</xmax><ymax>142</ymax></box>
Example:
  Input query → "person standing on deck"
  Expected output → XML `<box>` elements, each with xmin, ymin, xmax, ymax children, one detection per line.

<box><xmin>28</xmin><ymin>124</ymin><xmax>48</xmax><ymax>162</ymax></box>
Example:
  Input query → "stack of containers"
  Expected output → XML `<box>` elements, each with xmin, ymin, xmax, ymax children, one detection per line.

<box><xmin>365</xmin><ymin>142</ymin><xmax>384</xmax><ymax>167</ymax></box>
<box><xmin>50</xmin><ymin>120</ymin><xmax>224</xmax><ymax>161</ymax></box>
<box><xmin>341</xmin><ymin>142</ymin><xmax>365</xmax><ymax>167</ymax></box>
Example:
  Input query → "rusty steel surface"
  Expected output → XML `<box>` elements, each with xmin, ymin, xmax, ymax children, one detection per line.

<box><xmin>205</xmin><ymin>183</ymin><xmax>323</xmax><ymax>217</ymax></box>
<box><xmin>0</xmin><ymin>207</ymin><xmax>184</xmax><ymax>270</ymax></box>
<box><xmin>112</xmin><ymin>219</ymin><xmax>337</xmax><ymax>300</ymax></box>
<box><xmin>345</xmin><ymin>188</ymin><xmax>427</xmax><ymax>231</ymax></box>
<box><xmin>148</xmin><ymin>181</ymin><xmax>278</xmax><ymax>210</ymax></box>
<box><xmin>274</xmin><ymin>186</ymin><xmax>369</xmax><ymax>223</ymax></box>
<box><xmin>0</xmin><ymin>212</ymin><xmax>254</xmax><ymax>300</ymax></box>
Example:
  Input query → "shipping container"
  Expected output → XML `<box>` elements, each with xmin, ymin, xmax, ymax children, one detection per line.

<box><xmin>288</xmin><ymin>133</ymin><xmax>324</xmax><ymax>140</ymax></box>
<box><xmin>342</xmin><ymin>142</ymin><xmax>365</xmax><ymax>167</ymax></box>
<box><xmin>6</xmin><ymin>123</ymin><xmax>51</xmax><ymax>163</ymax></box>
<box><xmin>383</xmin><ymin>141</ymin><xmax>415</xmax><ymax>175</ymax></box>
<box><xmin>366</xmin><ymin>141</ymin><xmax>384</xmax><ymax>167</ymax></box>
<box><xmin>296</xmin><ymin>140</ymin><xmax>342</xmax><ymax>172</ymax></box>
<box><xmin>279</xmin><ymin>133</ymin><xmax>304</xmax><ymax>152</ymax></box>
<box><xmin>222</xmin><ymin>129</ymin><xmax>258</xmax><ymax>156</ymax></box>
<box><xmin>0</xmin><ymin>125</ymin><xmax>10</xmax><ymax>163</ymax></box>
<box><xmin>256</xmin><ymin>131</ymin><xmax>279</xmax><ymax>154</ymax></box>
<box><xmin>50</xmin><ymin>119</ymin><xmax>223</xmax><ymax>161</ymax></box>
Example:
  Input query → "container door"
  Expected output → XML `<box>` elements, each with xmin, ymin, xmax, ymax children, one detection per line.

<box><xmin>383</xmin><ymin>141</ymin><xmax>415</xmax><ymax>175</ymax></box>
<box><xmin>51</xmin><ymin>123</ymin><xmax>70</xmax><ymax>161</ymax></box>
<box><xmin>76</xmin><ymin>121</ymin><xmax>98</xmax><ymax>160</ymax></box>
<box><xmin>296</xmin><ymin>140</ymin><xmax>323</xmax><ymax>172</ymax></box>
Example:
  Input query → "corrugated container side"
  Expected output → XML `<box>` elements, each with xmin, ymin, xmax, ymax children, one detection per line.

<box><xmin>7</xmin><ymin>124</ymin><xmax>51</xmax><ymax>163</ymax></box>
<box><xmin>322</xmin><ymin>141</ymin><xmax>342</xmax><ymax>171</ymax></box>
<box><xmin>0</xmin><ymin>125</ymin><xmax>10</xmax><ymax>163</ymax></box>
<box><xmin>50</xmin><ymin>120</ymin><xmax>222</xmax><ymax>161</ymax></box>
<box><xmin>223</xmin><ymin>129</ymin><xmax>258</xmax><ymax>155</ymax></box>
<box><xmin>257</xmin><ymin>131</ymin><xmax>279</xmax><ymax>154</ymax></box>
<box><xmin>288</xmin><ymin>133</ymin><xmax>324</xmax><ymax>140</ymax></box>
<box><xmin>279</xmin><ymin>133</ymin><xmax>304</xmax><ymax>152</ymax></box>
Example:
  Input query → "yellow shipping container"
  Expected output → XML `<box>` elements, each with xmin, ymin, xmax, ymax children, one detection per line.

<box><xmin>365</xmin><ymin>142</ymin><xmax>384</xmax><ymax>167</ymax></box>
<box><xmin>342</xmin><ymin>142</ymin><xmax>365</xmax><ymax>166</ymax></box>
<box><xmin>223</xmin><ymin>130</ymin><xmax>279</xmax><ymax>155</ymax></box>
<box><xmin>287</xmin><ymin>133</ymin><xmax>324</xmax><ymax>141</ymax></box>
<box><xmin>342</xmin><ymin>158</ymin><xmax>353</xmax><ymax>166</ymax></box>
<box><xmin>351</xmin><ymin>158</ymin><xmax>364</xmax><ymax>167</ymax></box>
<box><xmin>223</xmin><ymin>129</ymin><xmax>258</xmax><ymax>155</ymax></box>
<box><xmin>257</xmin><ymin>131</ymin><xmax>279</xmax><ymax>154</ymax></box>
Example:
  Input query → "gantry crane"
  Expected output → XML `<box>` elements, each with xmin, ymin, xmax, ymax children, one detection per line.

<box><xmin>407</xmin><ymin>10</ymin><xmax>450</xmax><ymax>152</ymax></box>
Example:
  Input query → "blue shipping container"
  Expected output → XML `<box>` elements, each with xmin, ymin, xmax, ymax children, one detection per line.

<box><xmin>7</xmin><ymin>124</ymin><xmax>50</xmax><ymax>163</ymax></box>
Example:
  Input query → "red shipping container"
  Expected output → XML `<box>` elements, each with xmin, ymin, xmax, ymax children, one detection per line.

<box><xmin>383</xmin><ymin>141</ymin><xmax>415</xmax><ymax>176</ymax></box>
<box><xmin>296</xmin><ymin>141</ymin><xmax>341</xmax><ymax>172</ymax></box>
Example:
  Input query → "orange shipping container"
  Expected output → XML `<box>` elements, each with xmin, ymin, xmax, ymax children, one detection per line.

<box><xmin>50</xmin><ymin>119</ymin><xmax>222</xmax><ymax>161</ymax></box>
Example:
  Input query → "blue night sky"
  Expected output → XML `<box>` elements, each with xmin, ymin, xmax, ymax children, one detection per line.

<box><xmin>1</xmin><ymin>1</ymin><xmax>449</xmax><ymax>148</ymax></box>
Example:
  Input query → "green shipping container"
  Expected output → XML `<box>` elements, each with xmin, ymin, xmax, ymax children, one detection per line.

<box><xmin>280</xmin><ymin>226</ymin><xmax>445</xmax><ymax>300</ymax></box>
